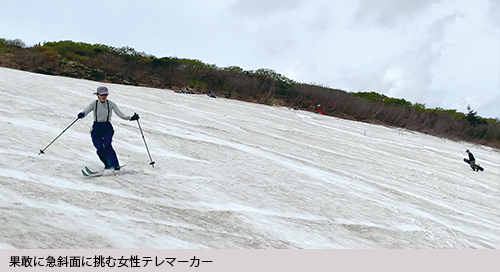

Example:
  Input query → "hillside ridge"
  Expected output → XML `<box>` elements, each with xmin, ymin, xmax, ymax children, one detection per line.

<box><xmin>1</xmin><ymin>38</ymin><xmax>499</xmax><ymax>149</ymax></box>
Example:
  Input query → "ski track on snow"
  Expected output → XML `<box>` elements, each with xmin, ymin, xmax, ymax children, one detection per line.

<box><xmin>0</xmin><ymin>67</ymin><xmax>499</xmax><ymax>249</ymax></box>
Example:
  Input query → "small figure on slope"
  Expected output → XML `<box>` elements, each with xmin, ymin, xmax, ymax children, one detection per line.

<box><xmin>315</xmin><ymin>104</ymin><xmax>325</xmax><ymax>115</ymax></box>
<box><xmin>464</xmin><ymin>149</ymin><xmax>483</xmax><ymax>172</ymax></box>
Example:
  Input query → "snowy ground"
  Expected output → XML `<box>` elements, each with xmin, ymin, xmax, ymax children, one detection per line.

<box><xmin>0</xmin><ymin>67</ymin><xmax>499</xmax><ymax>249</ymax></box>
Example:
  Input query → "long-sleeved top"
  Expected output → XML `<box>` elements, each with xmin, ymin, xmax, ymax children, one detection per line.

<box><xmin>82</xmin><ymin>100</ymin><xmax>131</xmax><ymax>122</ymax></box>
<box><xmin>468</xmin><ymin>152</ymin><xmax>475</xmax><ymax>161</ymax></box>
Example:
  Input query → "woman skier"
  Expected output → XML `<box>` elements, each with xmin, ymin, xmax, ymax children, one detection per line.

<box><xmin>77</xmin><ymin>86</ymin><xmax>139</xmax><ymax>170</ymax></box>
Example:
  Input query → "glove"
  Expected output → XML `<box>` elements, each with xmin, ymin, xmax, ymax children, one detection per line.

<box><xmin>77</xmin><ymin>112</ymin><xmax>85</xmax><ymax>119</ymax></box>
<box><xmin>130</xmin><ymin>113</ymin><xmax>140</xmax><ymax>121</ymax></box>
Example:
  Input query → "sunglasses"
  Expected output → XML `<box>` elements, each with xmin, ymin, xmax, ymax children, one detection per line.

<box><xmin>98</xmin><ymin>94</ymin><xmax>108</xmax><ymax>96</ymax></box>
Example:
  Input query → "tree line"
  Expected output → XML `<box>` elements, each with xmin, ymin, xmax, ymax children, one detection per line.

<box><xmin>1</xmin><ymin>38</ymin><xmax>499</xmax><ymax>149</ymax></box>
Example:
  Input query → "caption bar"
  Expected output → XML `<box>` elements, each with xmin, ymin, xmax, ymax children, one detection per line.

<box><xmin>9</xmin><ymin>255</ymin><xmax>213</xmax><ymax>268</ymax></box>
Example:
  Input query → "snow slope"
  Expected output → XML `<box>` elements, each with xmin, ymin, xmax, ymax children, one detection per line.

<box><xmin>0</xmin><ymin>67</ymin><xmax>498</xmax><ymax>249</ymax></box>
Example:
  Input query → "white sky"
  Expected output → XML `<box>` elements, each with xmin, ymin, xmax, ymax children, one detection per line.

<box><xmin>1</xmin><ymin>0</ymin><xmax>499</xmax><ymax>118</ymax></box>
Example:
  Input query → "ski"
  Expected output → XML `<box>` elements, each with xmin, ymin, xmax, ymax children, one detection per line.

<box><xmin>81</xmin><ymin>169</ymin><xmax>90</xmax><ymax>177</ymax></box>
<box><xmin>85</xmin><ymin>166</ymin><xmax>100</xmax><ymax>175</ymax></box>
<box><xmin>81</xmin><ymin>167</ymin><xmax>103</xmax><ymax>178</ymax></box>
<box><xmin>80</xmin><ymin>165</ymin><xmax>126</xmax><ymax>178</ymax></box>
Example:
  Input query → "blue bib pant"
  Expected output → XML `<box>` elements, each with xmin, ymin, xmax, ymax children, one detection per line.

<box><xmin>91</xmin><ymin>121</ymin><xmax>120</xmax><ymax>169</ymax></box>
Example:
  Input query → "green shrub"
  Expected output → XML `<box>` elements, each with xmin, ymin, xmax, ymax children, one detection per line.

<box><xmin>1</xmin><ymin>38</ymin><xmax>499</xmax><ymax>149</ymax></box>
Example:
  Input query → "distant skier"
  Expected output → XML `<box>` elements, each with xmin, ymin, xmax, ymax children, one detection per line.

<box><xmin>465</xmin><ymin>149</ymin><xmax>478</xmax><ymax>171</ymax></box>
<box><xmin>316</xmin><ymin>104</ymin><xmax>325</xmax><ymax>115</ymax></box>
<box><xmin>77</xmin><ymin>86</ymin><xmax>139</xmax><ymax>170</ymax></box>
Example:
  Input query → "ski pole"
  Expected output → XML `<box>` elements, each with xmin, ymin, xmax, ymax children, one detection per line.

<box><xmin>39</xmin><ymin>117</ymin><xmax>79</xmax><ymax>155</ymax></box>
<box><xmin>136</xmin><ymin>117</ymin><xmax>155</xmax><ymax>167</ymax></box>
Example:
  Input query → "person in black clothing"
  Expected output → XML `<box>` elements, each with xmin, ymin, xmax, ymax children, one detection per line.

<box><xmin>466</xmin><ymin>149</ymin><xmax>477</xmax><ymax>171</ymax></box>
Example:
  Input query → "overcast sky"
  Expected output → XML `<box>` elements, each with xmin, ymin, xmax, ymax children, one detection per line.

<box><xmin>1</xmin><ymin>0</ymin><xmax>499</xmax><ymax>118</ymax></box>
